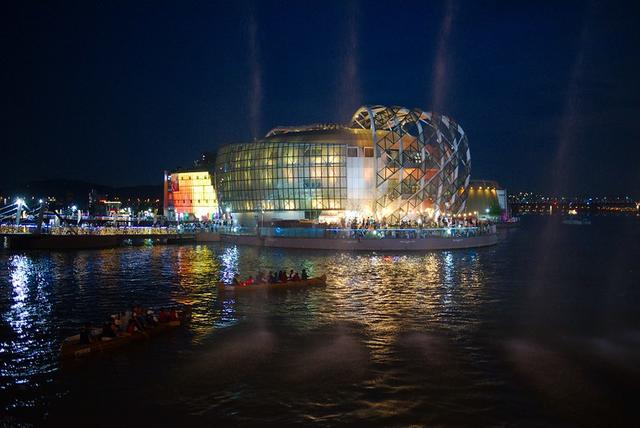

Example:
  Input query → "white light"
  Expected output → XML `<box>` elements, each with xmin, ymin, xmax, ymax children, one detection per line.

<box><xmin>38</xmin><ymin>199</ymin><xmax>43</xmax><ymax>204</ymax></box>
<box><xmin>72</xmin><ymin>205</ymin><xmax>77</xmax><ymax>212</ymax></box>
<box><xmin>225</xmin><ymin>207</ymin><xmax>231</xmax><ymax>213</ymax></box>
<box><xmin>485</xmin><ymin>208</ymin><xmax>490</xmax><ymax>213</ymax></box>
<box><xmin>16</xmin><ymin>198</ymin><xmax>24</xmax><ymax>206</ymax></box>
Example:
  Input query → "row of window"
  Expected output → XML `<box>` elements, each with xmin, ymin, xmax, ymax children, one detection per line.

<box><xmin>172</xmin><ymin>200</ymin><xmax>215</xmax><ymax>205</ymax></box>
<box><xmin>228</xmin><ymin>199</ymin><xmax>344</xmax><ymax>212</ymax></box>
<box><xmin>215</xmin><ymin>142</ymin><xmax>348</xmax><ymax>213</ymax></box>
<box><xmin>347</xmin><ymin>147</ymin><xmax>374</xmax><ymax>157</ymax></box>
<box><xmin>171</xmin><ymin>174</ymin><xmax>212</xmax><ymax>181</ymax></box>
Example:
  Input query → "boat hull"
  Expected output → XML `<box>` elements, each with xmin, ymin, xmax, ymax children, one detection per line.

<box><xmin>60</xmin><ymin>320</ymin><xmax>181</xmax><ymax>360</ymax></box>
<box><xmin>218</xmin><ymin>275</ymin><xmax>327</xmax><ymax>292</ymax></box>
<box><xmin>220</xmin><ymin>234</ymin><xmax>498</xmax><ymax>251</ymax></box>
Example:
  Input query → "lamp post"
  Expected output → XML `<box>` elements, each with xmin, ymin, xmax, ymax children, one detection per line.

<box><xmin>15</xmin><ymin>198</ymin><xmax>23</xmax><ymax>226</ymax></box>
<box><xmin>36</xmin><ymin>199</ymin><xmax>47</xmax><ymax>234</ymax></box>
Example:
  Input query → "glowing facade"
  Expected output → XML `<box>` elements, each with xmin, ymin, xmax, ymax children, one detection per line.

<box><xmin>164</xmin><ymin>170</ymin><xmax>218</xmax><ymax>221</ymax></box>
<box><xmin>350</xmin><ymin>106</ymin><xmax>471</xmax><ymax>223</ymax></box>
<box><xmin>213</xmin><ymin>105</ymin><xmax>471</xmax><ymax>224</ymax></box>
<box><xmin>465</xmin><ymin>180</ymin><xmax>507</xmax><ymax>219</ymax></box>
<box><xmin>215</xmin><ymin>141</ymin><xmax>347</xmax><ymax>215</ymax></box>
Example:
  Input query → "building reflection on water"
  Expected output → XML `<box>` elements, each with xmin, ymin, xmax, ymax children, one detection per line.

<box><xmin>0</xmin><ymin>243</ymin><xmax>492</xmax><ymax>417</ymax></box>
<box><xmin>307</xmin><ymin>250</ymin><xmax>488</xmax><ymax>363</ymax></box>
<box><xmin>2</xmin><ymin>218</ymin><xmax>639</xmax><ymax>426</ymax></box>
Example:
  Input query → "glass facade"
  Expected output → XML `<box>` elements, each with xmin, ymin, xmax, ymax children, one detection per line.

<box><xmin>215</xmin><ymin>142</ymin><xmax>347</xmax><ymax>213</ymax></box>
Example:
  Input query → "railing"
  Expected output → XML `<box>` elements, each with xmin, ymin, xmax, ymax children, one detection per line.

<box><xmin>220</xmin><ymin>226</ymin><xmax>495</xmax><ymax>240</ymax></box>
<box><xmin>0</xmin><ymin>224</ymin><xmax>185</xmax><ymax>236</ymax></box>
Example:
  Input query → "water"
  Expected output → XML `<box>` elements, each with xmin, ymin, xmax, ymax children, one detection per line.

<box><xmin>1</xmin><ymin>217</ymin><xmax>639</xmax><ymax>426</ymax></box>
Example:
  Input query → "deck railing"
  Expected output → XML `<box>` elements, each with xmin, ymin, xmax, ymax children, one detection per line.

<box><xmin>219</xmin><ymin>226</ymin><xmax>495</xmax><ymax>239</ymax></box>
<box><xmin>0</xmin><ymin>224</ymin><xmax>184</xmax><ymax>236</ymax></box>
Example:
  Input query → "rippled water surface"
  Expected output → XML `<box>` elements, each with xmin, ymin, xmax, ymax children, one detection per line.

<box><xmin>1</xmin><ymin>217</ymin><xmax>639</xmax><ymax>426</ymax></box>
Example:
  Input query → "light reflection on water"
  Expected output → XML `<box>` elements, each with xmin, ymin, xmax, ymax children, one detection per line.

<box><xmin>1</xmin><ymin>255</ymin><xmax>57</xmax><ymax>412</ymax></box>
<box><xmin>0</xmin><ymin>217</ymin><xmax>639</xmax><ymax>426</ymax></box>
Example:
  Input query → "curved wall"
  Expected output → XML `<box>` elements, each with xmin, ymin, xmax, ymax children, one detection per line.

<box><xmin>215</xmin><ymin>141</ymin><xmax>347</xmax><ymax>213</ymax></box>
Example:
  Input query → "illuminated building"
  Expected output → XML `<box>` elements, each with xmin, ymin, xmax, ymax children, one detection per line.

<box><xmin>164</xmin><ymin>105</ymin><xmax>472</xmax><ymax>224</ymax></box>
<box><xmin>164</xmin><ymin>170</ymin><xmax>218</xmax><ymax>221</ymax></box>
<box><xmin>464</xmin><ymin>180</ymin><xmax>507</xmax><ymax>219</ymax></box>
<box><xmin>216</xmin><ymin>105</ymin><xmax>471</xmax><ymax>225</ymax></box>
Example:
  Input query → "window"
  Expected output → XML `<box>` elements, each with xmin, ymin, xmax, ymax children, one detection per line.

<box><xmin>347</xmin><ymin>147</ymin><xmax>358</xmax><ymax>157</ymax></box>
<box><xmin>364</xmin><ymin>147</ymin><xmax>374</xmax><ymax>157</ymax></box>
<box><xmin>215</xmin><ymin>142</ymin><xmax>347</xmax><ymax>212</ymax></box>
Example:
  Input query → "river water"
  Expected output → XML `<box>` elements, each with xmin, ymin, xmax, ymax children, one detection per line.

<box><xmin>1</xmin><ymin>216</ymin><xmax>639</xmax><ymax>426</ymax></box>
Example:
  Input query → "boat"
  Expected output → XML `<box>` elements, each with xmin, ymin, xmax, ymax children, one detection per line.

<box><xmin>60</xmin><ymin>310</ymin><xmax>189</xmax><ymax>360</ymax></box>
<box><xmin>562</xmin><ymin>217</ymin><xmax>592</xmax><ymax>225</ymax></box>
<box><xmin>218</xmin><ymin>274</ymin><xmax>327</xmax><ymax>292</ymax></box>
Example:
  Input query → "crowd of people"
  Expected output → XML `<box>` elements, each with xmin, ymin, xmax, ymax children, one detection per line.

<box><xmin>50</xmin><ymin>226</ymin><xmax>178</xmax><ymax>235</ymax></box>
<box><xmin>79</xmin><ymin>305</ymin><xmax>180</xmax><ymax>344</ymax></box>
<box><xmin>231</xmin><ymin>268</ymin><xmax>310</xmax><ymax>286</ymax></box>
<box><xmin>341</xmin><ymin>215</ymin><xmax>486</xmax><ymax>231</ymax></box>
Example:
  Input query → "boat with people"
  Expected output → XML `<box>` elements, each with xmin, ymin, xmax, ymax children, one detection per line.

<box><xmin>562</xmin><ymin>209</ymin><xmax>592</xmax><ymax>225</ymax></box>
<box><xmin>60</xmin><ymin>306</ymin><xmax>189</xmax><ymax>360</ymax></box>
<box><xmin>218</xmin><ymin>274</ymin><xmax>327</xmax><ymax>292</ymax></box>
<box><xmin>562</xmin><ymin>217</ymin><xmax>591</xmax><ymax>225</ymax></box>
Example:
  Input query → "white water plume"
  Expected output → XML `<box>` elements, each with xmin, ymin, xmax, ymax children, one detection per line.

<box><xmin>248</xmin><ymin>10</ymin><xmax>263</xmax><ymax>140</ymax></box>
<box><xmin>430</xmin><ymin>0</ymin><xmax>455</xmax><ymax>113</ymax></box>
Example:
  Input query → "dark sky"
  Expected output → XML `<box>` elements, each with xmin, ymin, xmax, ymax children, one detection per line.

<box><xmin>2</xmin><ymin>0</ymin><xmax>639</xmax><ymax>197</ymax></box>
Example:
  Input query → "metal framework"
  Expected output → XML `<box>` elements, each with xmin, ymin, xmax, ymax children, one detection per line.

<box><xmin>351</xmin><ymin>105</ymin><xmax>471</xmax><ymax>223</ymax></box>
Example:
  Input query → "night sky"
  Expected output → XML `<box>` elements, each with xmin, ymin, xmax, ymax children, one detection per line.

<box><xmin>2</xmin><ymin>0</ymin><xmax>639</xmax><ymax>197</ymax></box>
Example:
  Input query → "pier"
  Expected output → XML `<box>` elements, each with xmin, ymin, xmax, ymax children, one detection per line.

<box><xmin>1</xmin><ymin>226</ymin><xmax>196</xmax><ymax>250</ymax></box>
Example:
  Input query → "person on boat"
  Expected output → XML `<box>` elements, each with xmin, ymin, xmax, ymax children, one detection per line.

<box><xmin>102</xmin><ymin>318</ymin><xmax>117</xmax><ymax>338</ymax></box>
<box><xmin>301</xmin><ymin>269</ymin><xmax>309</xmax><ymax>280</ymax></box>
<box><xmin>268</xmin><ymin>271</ymin><xmax>275</xmax><ymax>283</ymax></box>
<box><xmin>118</xmin><ymin>311</ymin><xmax>129</xmax><ymax>332</ymax></box>
<box><xmin>244</xmin><ymin>276</ymin><xmax>254</xmax><ymax>286</ymax></box>
<box><xmin>292</xmin><ymin>271</ymin><xmax>301</xmax><ymax>281</ymax></box>
<box><xmin>288</xmin><ymin>269</ymin><xmax>295</xmax><ymax>280</ymax></box>
<box><xmin>126</xmin><ymin>318</ymin><xmax>138</xmax><ymax>334</ymax></box>
<box><xmin>158</xmin><ymin>308</ymin><xmax>169</xmax><ymax>323</ymax></box>
<box><xmin>278</xmin><ymin>271</ymin><xmax>287</xmax><ymax>283</ymax></box>
<box><xmin>79</xmin><ymin>322</ymin><xmax>93</xmax><ymax>344</ymax></box>
<box><xmin>132</xmin><ymin>305</ymin><xmax>144</xmax><ymax>327</ymax></box>
<box><xmin>113</xmin><ymin>314</ymin><xmax>122</xmax><ymax>331</ymax></box>
<box><xmin>132</xmin><ymin>310</ymin><xmax>146</xmax><ymax>331</ymax></box>
<box><xmin>169</xmin><ymin>309</ymin><xmax>179</xmax><ymax>321</ymax></box>
<box><xmin>145</xmin><ymin>310</ymin><xmax>158</xmax><ymax>327</ymax></box>
<box><xmin>137</xmin><ymin>306</ymin><xmax>147</xmax><ymax>322</ymax></box>
<box><xmin>120</xmin><ymin>310</ymin><xmax>131</xmax><ymax>332</ymax></box>
<box><xmin>232</xmin><ymin>274</ymin><xmax>240</xmax><ymax>285</ymax></box>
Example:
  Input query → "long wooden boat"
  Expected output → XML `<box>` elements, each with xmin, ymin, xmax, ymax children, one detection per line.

<box><xmin>60</xmin><ymin>314</ymin><xmax>187</xmax><ymax>360</ymax></box>
<box><xmin>218</xmin><ymin>274</ymin><xmax>327</xmax><ymax>292</ymax></box>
